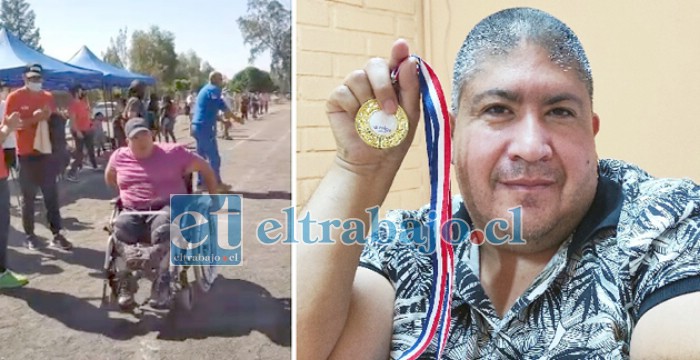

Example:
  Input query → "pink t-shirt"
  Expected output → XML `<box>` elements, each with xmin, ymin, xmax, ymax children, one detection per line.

<box><xmin>107</xmin><ymin>143</ymin><xmax>198</xmax><ymax>209</ymax></box>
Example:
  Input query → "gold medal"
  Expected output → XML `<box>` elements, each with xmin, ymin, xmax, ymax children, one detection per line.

<box><xmin>355</xmin><ymin>99</ymin><xmax>409</xmax><ymax>149</ymax></box>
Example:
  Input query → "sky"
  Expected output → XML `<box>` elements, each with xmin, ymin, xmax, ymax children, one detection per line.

<box><xmin>26</xmin><ymin>0</ymin><xmax>291</xmax><ymax>79</ymax></box>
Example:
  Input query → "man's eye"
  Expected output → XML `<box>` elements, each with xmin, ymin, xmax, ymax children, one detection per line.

<box><xmin>548</xmin><ymin>108</ymin><xmax>574</xmax><ymax>117</ymax></box>
<box><xmin>483</xmin><ymin>105</ymin><xmax>511</xmax><ymax>116</ymax></box>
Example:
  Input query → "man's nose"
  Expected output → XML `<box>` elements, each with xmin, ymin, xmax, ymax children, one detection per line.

<box><xmin>507</xmin><ymin>111</ymin><xmax>553</xmax><ymax>163</ymax></box>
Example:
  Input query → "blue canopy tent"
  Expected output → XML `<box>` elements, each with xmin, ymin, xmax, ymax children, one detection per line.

<box><xmin>0</xmin><ymin>28</ymin><xmax>103</xmax><ymax>90</ymax></box>
<box><xmin>66</xmin><ymin>46</ymin><xmax>157</xmax><ymax>143</ymax></box>
<box><xmin>66</xmin><ymin>46</ymin><xmax>155</xmax><ymax>87</ymax></box>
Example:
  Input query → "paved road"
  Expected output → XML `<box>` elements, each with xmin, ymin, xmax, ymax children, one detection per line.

<box><xmin>0</xmin><ymin>103</ymin><xmax>292</xmax><ymax>360</ymax></box>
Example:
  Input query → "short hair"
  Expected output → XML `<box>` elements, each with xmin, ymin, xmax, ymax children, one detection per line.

<box><xmin>129</xmin><ymin>79</ymin><xmax>145</xmax><ymax>91</ymax></box>
<box><xmin>209</xmin><ymin>71</ymin><xmax>222</xmax><ymax>82</ymax></box>
<box><xmin>451</xmin><ymin>7</ymin><xmax>593</xmax><ymax>113</ymax></box>
<box><xmin>69</xmin><ymin>83</ymin><xmax>83</xmax><ymax>96</ymax></box>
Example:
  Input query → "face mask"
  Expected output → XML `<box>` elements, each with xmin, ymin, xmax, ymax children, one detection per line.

<box><xmin>27</xmin><ymin>82</ymin><xmax>42</xmax><ymax>92</ymax></box>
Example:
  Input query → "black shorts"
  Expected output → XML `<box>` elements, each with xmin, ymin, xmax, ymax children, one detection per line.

<box><xmin>3</xmin><ymin>148</ymin><xmax>16</xmax><ymax>170</ymax></box>
<box><xmin>184</xmin><ymin>105</ymin><xmax>191</xmax><ymax>114</ymax></box>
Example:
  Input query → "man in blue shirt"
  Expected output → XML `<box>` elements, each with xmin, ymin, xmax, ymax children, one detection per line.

<box><xmin>191</xmin><ymin>71</ymin><xmax>243</xmax><ymax>192</ymax></box>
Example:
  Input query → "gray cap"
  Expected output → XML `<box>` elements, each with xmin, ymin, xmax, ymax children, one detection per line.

<box><xmin>124</xmin><ymin>117</ymin><xmax>150</xmax><ymax>138</ymax></box>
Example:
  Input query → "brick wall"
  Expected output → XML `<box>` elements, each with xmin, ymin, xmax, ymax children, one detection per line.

<box><xmin>297</xmin><ymin>1</ymin><xmax>700</xmax><ymax>225</ymax></box>
<box><xmin>296</xmin><ymin>0</ymin><xmax>429</xmax><ymax>213</ymax></box>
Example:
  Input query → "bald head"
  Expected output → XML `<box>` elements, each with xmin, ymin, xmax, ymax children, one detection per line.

<box><xmin>209</xmin><ymin>71</ymin><xmax>223</xmax><ymax>87</ymax></box>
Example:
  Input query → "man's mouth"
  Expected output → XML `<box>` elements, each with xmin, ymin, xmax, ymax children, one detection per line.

<box><xmin>499</xmin><ymin>178</ymin><xmax>556</xmax><ymax>191</ymax></box>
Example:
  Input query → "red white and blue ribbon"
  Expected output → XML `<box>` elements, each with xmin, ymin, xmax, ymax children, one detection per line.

<box><xmin>396</xmin><ymin>55</ymin><xmax>454</xmax><ymax>359</ymax></box>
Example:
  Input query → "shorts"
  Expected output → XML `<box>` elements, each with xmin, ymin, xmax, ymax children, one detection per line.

<box><xmin>161</xmin><ymin>117</ymin><xmax>175</xmax><ymax>131</ymax></box>
<box><xmin>3</xmin><ymin>148</ymin><xmax>16</xmax><ymax>170</ymax></box>
<box><xmin>147</xmin><ymin>112</ymin><xmax>158</xmax><ymax>130</ymax></box>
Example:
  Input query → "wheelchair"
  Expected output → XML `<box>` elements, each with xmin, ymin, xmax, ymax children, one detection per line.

<box><xmin>100</xmin><ymin>174</ymin><xmax>218</xmax><ymax>313</ymax></box>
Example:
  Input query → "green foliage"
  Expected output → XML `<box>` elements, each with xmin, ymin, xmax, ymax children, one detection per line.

<box><xmin>129</xmin><ymin>26</ymin><xmax>178</xmax><ymax>85</ymax></box>
<box><xmin>102</xmin><ymin>47</ymin><xmax>122</xmax><ymax>68</ymax></box>
<box><xmin>228</xmin><ymin>66</ymin><xmax>277</xmax><ymax>93</ymax></box>
<box><xmin>102</xmin><ymin>27</ymin><xmax>128</xmax><ymax>68</ymax></box>
<box><xmin>0</xmin><ymin>0</ymin><xmax>42</xmax><ymax>52</ymax></box>
<box><xmin>173</xmin><ymin>79</ymin><xmax>191</xmax><ymax>92</ymax></box>
<box><xmin>100</xmin><ymin>23</ymin><xmax>235</xmax><ymax>94</ymax></box>
<box><xmin>173</xmin><ymin>52</ymin><xmax>219</xmax><ymax>92</ymax></box>
<box><xmin>237</xmin><ymin>0</ymin><xmax>291</xmax><ymax>93</ymax></box>
<box><xmin>175</xmin><ymin>50</ymin><xmax>204</xmax><ymax>90</ymax></box>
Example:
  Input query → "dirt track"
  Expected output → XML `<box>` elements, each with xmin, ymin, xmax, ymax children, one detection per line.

<box><xmin>0</xmin><ymin>103</ymin><xmax>292</xmax><ymax>360</ymax></box>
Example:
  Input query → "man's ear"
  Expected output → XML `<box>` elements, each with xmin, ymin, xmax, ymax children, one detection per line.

<box><xmin>592</xmin><ymin>113</ymin><xmax>600</xmax><ymax>135</ymax></box>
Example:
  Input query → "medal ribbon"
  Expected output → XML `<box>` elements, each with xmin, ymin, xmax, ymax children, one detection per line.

<box><xmin>395</xmin><ymin>55</ymin><xmax>454</xmax><ymax>359</ymax></box>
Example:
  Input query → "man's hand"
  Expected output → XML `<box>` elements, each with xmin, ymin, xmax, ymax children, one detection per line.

<box><xmin>0</xmin><ymin>112</ymin><xmax>20</xmax><ymax>143</ymax></box>
<box><xmin>34</xmin><ymin>106</ymin><xmax>50</xmax><ymax>120</ymax></box>
<box><xmin>326</xmin><ymin>38</ymin><xmax>421</xmax><ymax>177</ymax></box>
<box><xmin>18</xmin><ymin>117</ymin><xmax>31</xmax><ymax>129</ymax></box>
<box><xmin>4</xmin><ymin>112</ymin><xmax>21</xmax><ymax>131</ymax></box>
<box><xmin>186</xmin><ymin>156</ymin><xmax>219</xmax><ymax>194</ymax></box>
<box><xmin>21</xmin><ymin>106</ymin><xmax>51</xmax><ymax>128</ymax></box>
<box><xmin>298</xmin><ymin>39</ymin><xmax>419</xmax><ymax>360</ymax></box>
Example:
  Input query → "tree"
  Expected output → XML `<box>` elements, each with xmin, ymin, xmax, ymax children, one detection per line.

<box><xmin>102</xmin><ymin>47</ymin><xmax>122</xmax><ymax>68</ymax></box>
<box><xmin>201</xmin><ymin>61</ymin><xmax>215</xmax><ymax>77</ymax></box>
<box><xmin>175</xmin><ymin>52</ymin><xmax>231</xmax><ymax>92</ymax></box>
<box><xmin>237</xmin><ymin>0</ymin><xmax>291</xmax><ymax>93</ymax></box>
<box><xmin>0</xmin><ymin>0</ymin><xmax>42</xmax><ymax>52</ymax></box>
<box><xmin>129</xmin><ymin>26</ymin><xmax>178</xmax><ymax>85</ymax></box>
<box><xmin>175</xmin><ymin>50</ymin><xmax>202</xmax><ymax>81</ymax></box>
<box><xmin>173</xmin><ymin>79</ymin><xmax>191</xmax><ymax>92</ymax></box>
<box><xmin>102</xmin><ymin>27</ymin><xmax>129</xmax><ymax>69</ymax></box>
<box><xmin>174</xmin><ymin>51</ymin><xmax>218</xmax><ymax>92</ymax></box>
<box><xmin>172</xmin><ymin>78</ymin><xmax>192</xmax><ymax>101</ymax></box>
<box><xmin>228</xmin><ymin>66</ymin><xmax>277</xmax><ymax>93</ymax></box>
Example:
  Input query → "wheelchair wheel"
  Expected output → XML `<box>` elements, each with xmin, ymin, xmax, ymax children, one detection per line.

<box><xmin>194</xmin><ymin>265</ymin><xmax>217</xmax><ymax>293</ymax></box>
<box><xmin>173</xmin><ymin>285</ymin><xmax>194</xmax><ymax>311</ymax></box>
<box><xmin>100</xmin><ymin>235</ymin><xmax>117</xmax><ymax>307</ymax></box>
<box><xmin>192</xmin><ymin>212</ymin><xmax>219</xmax><ymax>293</ymax></box>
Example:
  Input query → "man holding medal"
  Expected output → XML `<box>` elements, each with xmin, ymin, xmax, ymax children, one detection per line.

<box><xmin>298</xmin><ymin>7</ymin><xmax>700</xmax><ymax>360</ymax></box>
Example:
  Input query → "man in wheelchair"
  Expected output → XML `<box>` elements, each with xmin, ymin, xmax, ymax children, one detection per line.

<box><xmin>104</xmin><ymin>117</ymin><xmax>219</xmax><ymax>310</ymax></box>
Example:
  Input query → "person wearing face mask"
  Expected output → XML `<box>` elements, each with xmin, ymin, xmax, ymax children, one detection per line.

<box><xmin>65</xmin><ymin>84</ymin><xmax>98</xmax><ymax>182</ymax></box>
<box><xmin>1</xmin><ymin>64</ymin><xmax>73</xmax><ymax>251</ymax></box>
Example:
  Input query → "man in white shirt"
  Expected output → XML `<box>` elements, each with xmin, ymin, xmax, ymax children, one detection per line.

<box><xmin>185</xmin><ymin>91</ymin><xmax>195</xmax><ymax>122</ymax></box>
